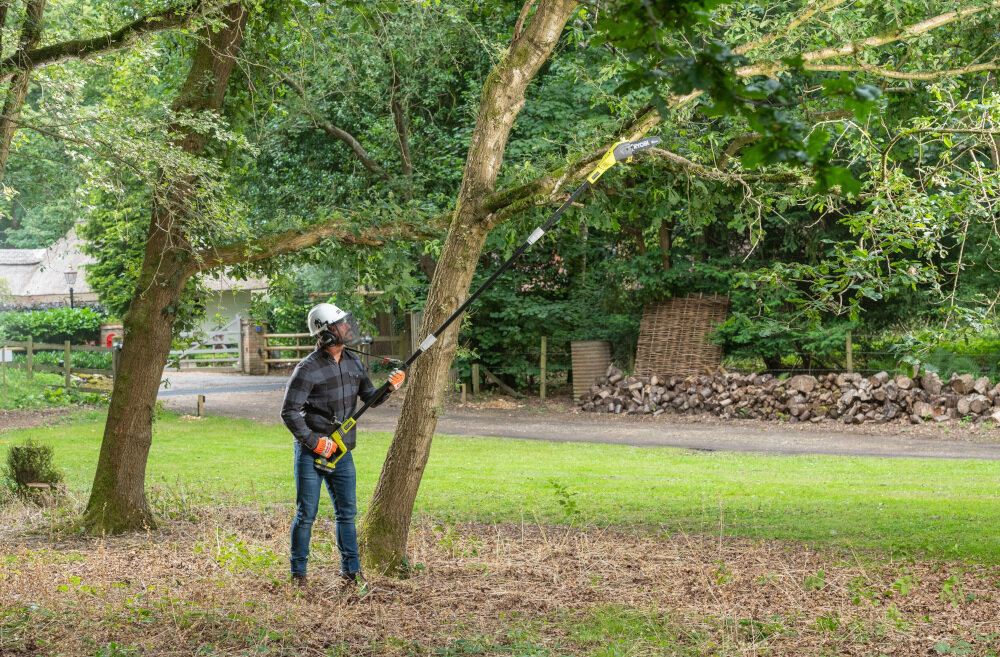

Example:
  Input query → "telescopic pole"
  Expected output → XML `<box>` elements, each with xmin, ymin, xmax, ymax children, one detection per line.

<box><xmin>317</xmin><ymin>136</ymin><xmax>661</xmax><ymax>469</ymax></box>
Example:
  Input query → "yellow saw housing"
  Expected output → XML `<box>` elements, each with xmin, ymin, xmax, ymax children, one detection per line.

<box><xmin>313</xmin><ymin>421</ymin><xmax>351</xmax><ymax>471</ymax></box>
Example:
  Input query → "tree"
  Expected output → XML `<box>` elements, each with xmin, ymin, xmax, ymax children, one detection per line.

<box><xmin>83</xmin><ymin>2</ymin><xmax>251</xmax><ymax>532</ymax></box>
<box><xmin>80</xmin><ymin>0</ymin><xmax>436</xmax><ymax>532</ymax></box>
<box><xmin>358</xmin><ymin>0</ymin><xmax>580</xmax><ymax>570</ymax></box>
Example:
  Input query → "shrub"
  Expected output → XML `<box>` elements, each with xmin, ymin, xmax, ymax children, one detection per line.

<box><xmin>921</xmin><ymin>349</ymin><xmax>992</xmax><ymax>381</ymax></box>
<box><xmin>3</xmin><ymin>437</ymin><xmax>64</xmax><ymax>497</ymax></box>
<box><xmin>0</xmin><ymin>307</ymin><xmax>104</xmax><ymax>343</ymax></box>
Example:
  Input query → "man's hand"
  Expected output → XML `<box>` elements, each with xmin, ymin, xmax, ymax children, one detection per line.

<box><xmin>388</xmin><ymin>369</ymin><xmax>406</xmax><ymax>391</ymax></box>
<box><xmin>313</xmin><ymin>436</ymin><xmax>338</xmax><ymax>459</ymax></box>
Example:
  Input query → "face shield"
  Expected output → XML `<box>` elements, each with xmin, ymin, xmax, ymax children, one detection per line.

<box><xmin>319</xmin><ymin>311</ymin><xmax>364</xmax><ymax>348</ymax></box>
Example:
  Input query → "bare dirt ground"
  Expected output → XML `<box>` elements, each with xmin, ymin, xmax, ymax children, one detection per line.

<box><xmin>1</xmin><ymin>501</ymin><xmax>997</xmax><ymax>656</ymax></box>
<box><xmin>0</xmin><ymin>407</ymin><xmax>94</xmax><ymax>433</ymax></box>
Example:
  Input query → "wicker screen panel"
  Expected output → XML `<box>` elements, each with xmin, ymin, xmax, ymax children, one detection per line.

<box><xmin>634</xmin><ymin>295</ymin><xmax>729</xmax><ymax>377</ymax></box>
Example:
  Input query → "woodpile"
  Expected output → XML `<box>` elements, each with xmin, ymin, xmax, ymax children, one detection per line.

<box><xmin>579</xmin><ymin>366</ymin><xmax>1000</xmax><ymax>424</ymax></box>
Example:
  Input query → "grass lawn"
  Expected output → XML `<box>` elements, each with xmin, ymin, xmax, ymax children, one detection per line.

<box><xmin>3</xmin><ymin>410</ymin><xmax>999</xmax><ymax>563</ymax></box>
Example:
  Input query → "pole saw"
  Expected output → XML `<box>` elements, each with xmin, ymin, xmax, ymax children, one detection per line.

<box><xmin>314</xmin><ymin>135</ymin><xmax>662</xmax><ymax>473</ymax></box>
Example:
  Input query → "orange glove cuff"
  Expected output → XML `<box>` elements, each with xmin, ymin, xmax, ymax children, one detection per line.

<box><xmin>313</xmin><ymin>437</ymin><xmax>336</xmax><ymax>459</ymax></box>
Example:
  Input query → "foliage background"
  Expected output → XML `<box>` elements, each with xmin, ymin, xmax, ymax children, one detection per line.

<box><xmin>3</xmin><ymin>1</ymin><xmax>1000</xmax><ymax>387</ymax></box>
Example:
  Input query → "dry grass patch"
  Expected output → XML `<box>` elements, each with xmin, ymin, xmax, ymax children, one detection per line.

<box><xmin>1</xmin><ymin>499</ymin><xmax>998</xmax><ymax>656</ymax></box>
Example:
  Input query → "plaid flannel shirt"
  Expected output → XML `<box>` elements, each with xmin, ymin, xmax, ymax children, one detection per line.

<box><xmin>280</xmin><ymin>346</ymin><xmax>383</xmax><ymax>452</ymax></box>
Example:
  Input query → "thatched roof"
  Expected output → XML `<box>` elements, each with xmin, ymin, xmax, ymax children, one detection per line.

<box><xmin>0</xmin><ymin>229</ymin><xmax>267</xmax><ymax>305</ymax></box>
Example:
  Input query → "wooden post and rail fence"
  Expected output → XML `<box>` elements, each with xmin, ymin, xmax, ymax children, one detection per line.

<box><xmin>1</xmin><ymin>338</ymin><xmax>118</xmax><ymax>403</ymax></box>
<box><xmin>259</xmin><ymin>332</ymin><xmax>406</xmax><ymax>372</ymax></box>
<box><xmin>0</xmin><ymin>331</ymin><xmax>602</xmax><ymax>405</ymax></box>
<box><xmin>258</xmin><ymin>331</ymin><xmax>554</xmax><ymax>400</ymax></box>
<box><xmin>466</xmin><ymin>337</ymin><xmax>556</xmax><ymax>401</ymax></box>
<box><xmin>0</xmin><ymin>330</ymin><xmax>563</xmax><ymax>404</ymax></box>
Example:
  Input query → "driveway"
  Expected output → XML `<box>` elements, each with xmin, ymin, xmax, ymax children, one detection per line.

<box><xmin>159</xmin><ymin>371</ymin><xmax>289</xmax><ymax>396</ymax></box>
<box><xmin>158</xmin><ymin>370</ymin><xmax>1000</xmax><ymax>460</ymax></box>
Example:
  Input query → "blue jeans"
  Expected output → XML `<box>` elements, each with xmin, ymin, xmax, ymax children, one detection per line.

<box><xmin>290</xmin><ymin>443</ymin><xmax>360</xmax><ymax>576</ymax></box>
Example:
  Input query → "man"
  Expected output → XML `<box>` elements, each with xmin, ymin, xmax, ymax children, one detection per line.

<box><xmin>280</xmin><ymin>302</ymin><xmax>405</xmax><ymax>591</ymax></box>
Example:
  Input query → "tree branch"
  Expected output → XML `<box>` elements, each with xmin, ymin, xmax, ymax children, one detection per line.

<box><xmin>472</xmin><ymin>100</ymin><xmax>733</xmax><ymax>229</ymax></box>
<box><xmin>189</xmin><ymin>217</ymin><xmax>439</xmax><ymax>275</ymax></box>
<box><xmin>909</xmin><ymin>128</ymin><xmax>1000</xmax><ymax>136</ymax></box>
<box><xmin>0</xmin><ymin>1</ymin><xmax>203</xmax><ymax>82</ymax></box>
<box><xmin>281</xmin><ymin>76</ymin><xmax>391</xmax><ymax>181</ymax></box>
<box><xmin>389</xmin><ymin>64</ymin><xmax>413</xmax><ymax>179</ymax></box>
<box><xmin>650</xmin><ymin>146</ymin><xmax>808</xmax><ymax>184</ymax></box>
<box><xmin>806</xmin><ymin>109</ymin><xmax>854</xmax><ymax>121</ymax></box>
<box><xmin>7</xmin><ymin>117</ymin><xmax>143</xmax><ymax>175</ymax></box>
<box><xmin>717</xmin><ymin>132</ymin><xmax>761</xmax><ymax>170</ymax></box>
<box><xmin>738</xmin><ymin>2</ymin><xmax>1000</xmax><ymax>78</ymax></box>
<box><xmin>476</xmin><ymin>140</ymin><xmax>808</xmax><ymax>232</ymax></box>
<box><xmin>511</xmin><ymin>0</ymin><xmax>539</xmax><ymax>43</ymax></box>
<box><xmin>364</xmin><ymin>8</ymin><xmax>413</xmax><ymax>183</ymax></box>
<box><xmin>804</xmin><ymin>60</ymin><xmax>1000</xmax><ymax>80</ymax></box>
<box><xmin>0</xmin><ymin>2</ymin><xmax>9</xmax><ymax>55</ymax></box>
<box><xmin>0</xmin><ymin>0</ymin><xmax>46</xmax><ymax>183</ymax></box>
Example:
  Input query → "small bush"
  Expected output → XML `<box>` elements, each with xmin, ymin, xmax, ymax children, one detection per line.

<box><xmin>3</xmin><ymin>437</ymin><xmax>64</xmax><ymax>497</ymax></box>
<box><xmin>922</xmin><ymin>349</ymin><xmax>989</xmax><ymax>381</ymax></box>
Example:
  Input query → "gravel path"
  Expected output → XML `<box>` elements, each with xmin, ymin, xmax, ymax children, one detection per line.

<box><xmin>156</xmin><ymin>371</ymin><xmax>1000</xmax><ymax>460</ymax></box>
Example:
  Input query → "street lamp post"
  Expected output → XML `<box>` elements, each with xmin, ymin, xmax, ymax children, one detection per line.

<box><xmin>64</xmin><ymin>268</ymin><xmax>77</xmax><ymax>309</ymax></box>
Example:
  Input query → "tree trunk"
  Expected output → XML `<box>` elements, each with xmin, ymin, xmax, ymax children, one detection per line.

<box><xmin>624</xmin><ymin>221</ymin><xmax>646</xmax><ymax>255</ymax></box>
<box><xmin>0</xmin><ymin>0</ymin><xmax>46</xmax><ymax>183</ymax></box>
<box><xmin>84</xmin><ymin>2</ymin><xmax>247</xmax><ymax>534</ymax></box>
<box><xmin>360</xmin><ymin>0</ymin><xmax>578</xmax><ymax>573</ymax></box>
<box><xmin>658</xmin><ymin>219</ymin><xmax>672</xmax><ymax>271</ymax></box>
<box><xmin>83</xmin><ymin>237</ymin><xmax>187</xmax><ymax>532</ymax></box>
<box><xmin>417</xmin><ymin>252</ymin><xmax>437</xmax><ymax>281</ymax></box>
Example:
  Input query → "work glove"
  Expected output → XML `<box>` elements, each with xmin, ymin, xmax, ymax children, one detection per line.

<box><xmin>312</xmin><ymin>435</ymin><xmax>339</xmax><ymax>459</ymax></box>
<box><xmin>388</xmin><ymin>368</ymin><xmax>406</xmax><ymax>391</ymax></box>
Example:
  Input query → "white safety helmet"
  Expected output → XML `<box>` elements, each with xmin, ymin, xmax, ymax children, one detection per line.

<box><xmin>307</xmin><ymin>303</ymin><xmax>347</xmax><ymax>337</ymax></box>
<box><xmin>307</xmin><ymin>303</ymin><xmax>363</xmax><ymax>347</ymax></box>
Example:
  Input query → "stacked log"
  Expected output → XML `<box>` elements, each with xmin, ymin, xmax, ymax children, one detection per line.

<box><xmin>578</xmin><ymin>365</ymin><xmax>1000</xmax><ymax>425</ymax></box>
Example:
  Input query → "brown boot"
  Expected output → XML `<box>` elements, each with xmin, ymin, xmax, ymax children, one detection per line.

<box><xmin>291</xmin><ymin>573</ymin><xmax>308</xmax><ymax>587</ymax></box>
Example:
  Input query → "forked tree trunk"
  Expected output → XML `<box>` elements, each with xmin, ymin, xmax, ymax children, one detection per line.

<box><xmin>84</xmin><ymin>2</ymin><xmax>247</xmax><ymax>534</ymax></box>
<box><xmin>360</xmin><ymin>0</ymin><xmax>578</xmax><ymax>573</ymax></box>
